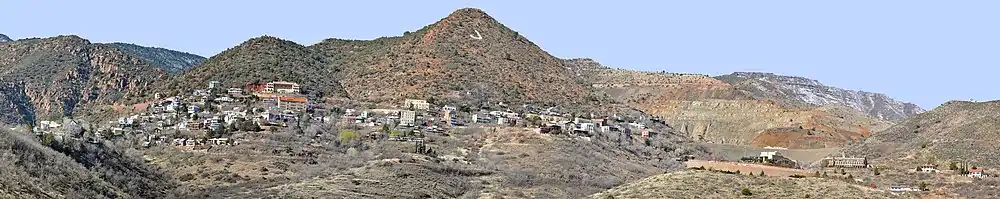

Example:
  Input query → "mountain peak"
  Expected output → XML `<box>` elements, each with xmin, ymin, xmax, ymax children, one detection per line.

<box><xmin>445</xmin><ymin>8</ymin><xmax>494</xmax><ymax>21</ymax></box>
<box><xmin>0</xmin><ymin>34</ymin><xmax>11</xmax><ymax>42</ymax></box>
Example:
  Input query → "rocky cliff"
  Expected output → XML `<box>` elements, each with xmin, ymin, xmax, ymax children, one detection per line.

<box><xmin>716</xmin><ymin>72</ymin><xmax>925</xmax><ymax>121</ymax></box>
<box><xmin>0</xmin><ymin>35</ymin><xmax>167</xmax><ymax>124</ymax></box>
<box><xmin>568</xmin><ymin>59</ymin><xmax>892</xmax><ymax>149</ymax></box>
<box><xmin>0</xmin><ymin>34</ymin><xmax>11</xmax><ymax>43</ymax></box>
<box><xmin>107</xmin><ymin>42</ymin><xmax>206</xmax><ymax>73</ymax></box>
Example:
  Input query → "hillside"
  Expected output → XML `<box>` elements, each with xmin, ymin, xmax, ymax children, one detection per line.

<box><xmin>312</xmin><ymin>8</ymin><xmax>591</xmax><ymax>107</ymax></box>
<box><xmin>0</xmin><ymin>35</ymin><xmax>168</xmax><ymax>124</ymax></box>
<box><xmin>716</xmin><ymin>72</ymin><xmax>924</xmax><ymax>121</ymax></box>
<box><xmin>107</xmin><ymin>42</ymin><xmax>206</xmax><ymax>73</ymax></box>
<box><xmin>843</xmin><ymin>100</ymin><xmax>1000</xmax><ymax>169</ymax></box>
<box><xmin>160</xmin><ymin>36</ymin><xmax>347</xmax><ymax>97</ymax></box>
<box><xmin>590</xmin><ymin>170</ymin><xmax>899</xmax><ymax>198</ymax></box>
<box><xmin>0</xmin><ymin>128</ymin><xmax>175</xmax><ymax>198</ymax></box>
<box><xmin>0</xmin><ymin>34</ymin><xmax>11</xmax><ymax>42</ymax></box>
<box><xmin>565</xmin><ymin>58</ymin><xmax>891</xmax><ymax>149</ymax></box>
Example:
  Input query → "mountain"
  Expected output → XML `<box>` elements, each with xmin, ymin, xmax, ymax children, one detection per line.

<box><xmin>0</xmin><ymin>34</ymin><xmax>11</xmax><ymax>42</ymax></box>
<box><xmin>590</xmin><ymin>170</ymin><xmax>899</xmax><ymax>198</ymax></box>
<box><xmin>0</xmin><ymin>35</ymin><xmax>168</xmax><ymax>125</ymax></box>
<box><xmin>716</xmin><ymin>72</ymin><xmax>925</xmax><ymax>121</ymax></box>
<box><xmin>106</xmin><ymin>42</ymin><xmax>206</xmax><ymax>73</ymax></box>
<box><xmin>843</xmin><ymin>100</ymin><xmax>1000</xmax><ymax>169</ymax></box>
<box><xmin>312</xmin><ymin>8</ymin><xmax>591</xmax><ymax>107</ymax></box>
<box><xmin>565</xmin><ymin>58</ymin><xmax>891</xmax><ymax>149</ymax></box>
<box><xmin>159</xmin><ymin>36</ymin><xmax>347</xmax><ymax>97</ymax></box>
<box><xmin>0</xmin><ymin>128</ymin><xmax>175</xmax><ymax>198</ymax></box>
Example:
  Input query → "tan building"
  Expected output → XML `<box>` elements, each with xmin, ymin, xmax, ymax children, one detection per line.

<box><xmin>264</xmin><ymin>81</ymin><xmax>301</xmax><ymax>93</ymax></box>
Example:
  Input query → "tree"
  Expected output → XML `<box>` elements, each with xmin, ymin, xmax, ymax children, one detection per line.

<box><xmin>740</xmin><ymin>188</ymin><xmax>752</xmax><ymax>196</ymax></box>
<box><xmin>822</xmin><ymin>171</ymin><xmax>828</xmax><ymax>177</ymax></box>
<box><xmin>918</xmin><ymin>181</ymin><xmax>928</xmax><ymax>191</ymax></box>
<box><xmin>840</xmin><ymin>168</ymin><xmax>846</xmax><ymax>175</ymax></box>
<box><xmin>873</xmin><ymin>168</ymin><xmax>881</xmax><ymax>176</ymax></box>
<box><xmin>847</xmin><ymin>174</ymin><xmax>854</xmax><ymax>179</ymax></box>
<box><xmin>949</xmin><ymin>162</ymin><xmax>959</xmax><ymax>170</ymax></box>
<box><xmin>814</xmin><ymin>171</ymin><xmax>821</xmax><ymax>177</ymax></box>
<box><xmin>748</xmin><ymin>172</ymin><xmax>754</xmax><ymax>176</ymax></box>
<box><xmin>339</xmin><ymin>130</ymin><xmax>358</xmax><ymax>143</ymax></box>
<box><xmin>759</xmin><ymin>170</ymin><xmax>765</xmax><ymax>176</ymax></box>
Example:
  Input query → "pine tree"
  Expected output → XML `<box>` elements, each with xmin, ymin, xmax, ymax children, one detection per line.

<box><xmin>759</xmin><ymin>170</ymin><xmax>765</xmax><ymax>176</ymax></box>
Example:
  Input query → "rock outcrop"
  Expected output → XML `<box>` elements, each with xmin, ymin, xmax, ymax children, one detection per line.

<box><xmin>716</xmin><ymin>72</ymin><xmax>925</xmax><ymax>121</ymax></box>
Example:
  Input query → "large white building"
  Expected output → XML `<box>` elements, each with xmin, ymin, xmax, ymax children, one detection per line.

<box><xmin>404</xmin><ymin>99</ymin><xmax>430</xmax><ymax>110</ymax></box>
<box><xmin>265</xmin><ymin>81</ymin><xmax>301</xmax><ymax>94</ymax></box>
<box><xmin>400</xmin><ymin>111</ymin><xmax>416</xmax><ymax>126</ymax></box>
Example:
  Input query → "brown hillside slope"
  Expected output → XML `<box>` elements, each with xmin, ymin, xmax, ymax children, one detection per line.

<box><xmin>590</xmin><ymin>170</ymin><xmax>899</xmax><ymax>199</ymax></box>
<box><xmin>843</xmin><ymin>100</ymin><xmax>1000</xmax><ymax>169</ymax></box>
<box><xmin>565</xmin><ymin>58</ymin><xmax>892</xmax><ymax>149</ymax></box>
<box><xmin>160</xmin><ymin>36</ymin><xmax>347</xmax><ymax>97</ymax></box>
<box><xmin>312</xmin><ymin>8</ymin><xmax>591</xmax><ymax>107</ymax></box>
<box><xmin>0</xmin><ymin>36</ymin><xmax>167</xmax><ymax>124</ymax></box>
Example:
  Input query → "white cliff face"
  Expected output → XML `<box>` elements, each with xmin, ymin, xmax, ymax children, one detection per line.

<box><xmin>717</xmin><ymin>72</ymin><xmax>925</xmax><ymax>121</ymax></box>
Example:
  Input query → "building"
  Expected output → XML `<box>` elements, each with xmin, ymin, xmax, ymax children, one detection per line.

<box><xmin>400</xmin><ymin>111</ymin><xmax>416</xmax><ymax>126</ymax></box>
<box><xmin>208</xmin><ymin>81</ymin><xmax>223</xmax><ymax>89</ymax></box>
<box><xmin>918</xmin><ymin>164</ymin><xmax>939</xmax><ymax>173</ymax></box>
<box><xmin>278</xmin><ymin>97</ymin><xmax>308</xmax><ymax>112</ymax></box>
<box><xmin>822</xmin><ymin>156</ymin><xmax>868</xmax><ymax>168</ymax></box>
<box><xmin>969</xmin><ymin>169</ymin><xmax>986</xmax><ymax>178</ymax></box>
<box><xmin>227</xmin><ymin>88</ymin><xmax>244</xmax><ymax>95</ymax></box>
<box><xmin>265</xmin><ymin>81</ymin><xmax>301</xmax><ymax>93</ymax></box>
<box><xmin>404</xmin><ymin>99</ymin><xmax>430</xmax><ymax>110</ymax></box>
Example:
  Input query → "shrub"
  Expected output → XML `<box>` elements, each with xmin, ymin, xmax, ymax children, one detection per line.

<box><xmin>740</xmin><ymin>188</ymin><xmax>752</xmax><ymax>196</ymax></box>
<box><xmin>339</xmin><ymin>130</ymin><xmax>358</xmax><ymax>143</ymax></box>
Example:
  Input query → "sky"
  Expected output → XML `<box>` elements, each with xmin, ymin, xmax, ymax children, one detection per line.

<box><xmin>3</xmin><ymin>1</ymin><xmax>998</xmax><ymax>109</ymax></box>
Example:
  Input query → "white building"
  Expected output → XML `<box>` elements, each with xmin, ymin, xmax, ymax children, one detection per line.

<box><xmin>760</xmin><ymin>151</ymin><xmax>779</xmax><ymax>160</ymax></box>
<box><xmin>208</xmin><ymin>81</ymin><xmax>223</xmax><ymax>89</ymax></box>
<box><xmin>969</xmin><ymin>169</ymin><xmax>986</xmax><ymax>178</ymax></box>
<box><xmin>404</xmin><ymin>99</ymin><xmax>430</xmax><ymax>110</ymax></box>
<box><xmin>265</xmin><ymin>81</ymin><xmax>301</xmax><ymax>93</ymax></box>
<box><xmin>400</xmin><ymin>111</ymin><xmax>416</xmax><ymax>126</ymax></box>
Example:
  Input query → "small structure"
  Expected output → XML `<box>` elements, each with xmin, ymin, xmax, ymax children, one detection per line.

<box><xmin>227</xmin><ymin>88</ymin><xmax>244</xmax><ymax>95</ymax></box>
<box><xmin>760</xmin><ymin>151</ymin><xmax>780</xmax><ymax>160</ymax></box>
<box><xmin>969</xmin><ymin>169</ymin><xmax>986</xmax><ymax>178</ymax></box>
<box><xmin>404</xmin><ymin>99</ymin><xmax>430</xmax><ymax>110</ymax></box>
<box><xmin>278</xmin><ymin>97</ymin><xmax>308</xmax><ymax>112</ymax></box>
<box><xmin>918</xmin><ymin>164</ymin><xmax>939</xmax><ymax>173</ymax></box>
<box><xmin>208</xmin><ymin>81</ymin><xmax>223</xmax><ymax>89</ymax></box>
<box><xmin>208</xmin><ymin>138</ymin><xmax>229</xmax><ymax>145</ymax></box>
<box><xmin>888</xmin><ymin>186</ymin><xmax>917</xmax><ymax>192</ymax></box>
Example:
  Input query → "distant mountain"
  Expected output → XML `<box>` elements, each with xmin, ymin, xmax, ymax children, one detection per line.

<box><xmin>716</xmin><ymin>72</ymin><xmax>924</xmax><ymax>121</ymax></box>
<box><xmin>843</xmin><ymin>100</ymin><xmax>1000</xmax><ymax>169</ymax></box>
<box><xmin>160</xmin><ymin>36</ymin><xmax>347</xmax><ymax>97</ymax></box>
<box><xmin>0</xmin><ymin>34</ymin><xmax>11</xmax><ymax>42</ymax></box>
<box><xmin>107</xmin><ymin>42</ymin><xmax>206</xmax><ymax>73</ymax></box>
<box><xmin>566</xmin><ymin>58</ymin><xmax>891</xmax><ymax>149</ymax></box>
<box><xmin>312</xmin><ymin>8</ymin><xmax>591</xmax><ymax>107</ymax></box>
<box><xmin>0</xmin><ymin>35</ymin><xmax>167</xmax><ymax>124</ymax></box>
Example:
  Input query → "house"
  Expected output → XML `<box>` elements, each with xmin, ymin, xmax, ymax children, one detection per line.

<box><xmin>265</xmin><ymin>81</ymin><xmax>301</xmax><ymax>93</ymax></box>
<box><xmin>918</xmin><ymin>164</ymin><xmax>939</xmax><ymax>173</ymax></box>
<box><xmin>888</xmin><ymin>186</ymin><xmax>916</xmax><ymax>192</ymax></box>
<box><xmin>760</xmin><ymin>151</ymin><xmax>780</xmax><ymax>160</ymax></box>
<box><xmin>404</xmin><ymin>99</ymin><xmax>430</xmax><ymax>110</ymax></box>
<box><xmin>969</xmin><ymin>169</ymin><xmax>985</xmax><ymax>178</ymax></box>
<box><xmin>214</xmin><ymin>97</ymin><xmax>235</xmax><ymax>103</ymax></box>
<box><xmin>208</xmin><ymin>81</ymin><xmax>223</xmax><ymax>89</ymax></box>
<box><xmin>193</xmin><ymin>89</ymin><xmax>210</xmax><ymax>96</ymax></box>
<box><xmin>400</xmin><ymin>111</ymin><xmax>416</xmax><ymax>126</ymax></box>
<box><xmin>188</xmin><ymin>105</ymin><xmax>200</xmax><ymax>114</ymax></box>
<box><xmin>208</xmin><ymin>138</ymin><xmax>229</xmax><ymax>145</ymax></box>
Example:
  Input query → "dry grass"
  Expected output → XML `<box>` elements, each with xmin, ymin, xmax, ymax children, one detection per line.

<box><xmin>591</xmin><ymin>170</ymin><xmax>902</xmax><ymax>199</ymax></box>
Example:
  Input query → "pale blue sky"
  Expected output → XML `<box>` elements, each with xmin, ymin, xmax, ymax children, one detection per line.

<box><xmin>4</xmin><ymin>1</ymin><xmax>998</xmax><ymax>109</ymax></box>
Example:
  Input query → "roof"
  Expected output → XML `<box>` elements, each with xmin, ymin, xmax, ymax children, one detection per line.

<box><xmin>920</xmin><ymin>163</ymin><xmax>937</xmax><ymax>167</ymax></box>
<box><xmin>969</xmin><ymin>169</ymin><xmax>985</xmax><ymax>173</ymax></box>
<box><xmin>279</xmin><ymin>97</ymin><xmax>308</xmax><ymax>103</ymax></box>
<box><xmin>269</xmin><ymin>81</ymin><xmax>299</xmax><ymax>86</ymax></box>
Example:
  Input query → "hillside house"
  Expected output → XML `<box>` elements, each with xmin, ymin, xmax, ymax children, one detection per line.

<box><xmin>918</xmin><ymin>164</ymin><xmax>939</xmax><ymax>173</ymax></box>
<box><xmin>760</xmin><ymin>151</ymin><xmax>780</xmax><ymax>160</ymax></box>
<box><xmin>404</xmin><ymin>99</ymin><xmax>430</xmax><ymax>110</ymax></box>
<box><xmin>193</xmin><ymin>89</ymin><xmax>210</xmax><ymax>96</ymax></box>
<box><xmin>969</xmin><ymin>169</ymin><xmax>985</xmax><ymax>178</ymax></box>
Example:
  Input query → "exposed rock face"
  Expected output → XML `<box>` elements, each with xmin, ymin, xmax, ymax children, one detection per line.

<box><xmin>313</xmin><ymin>8</ymin><xmax>590</xmax><ymax>107</ymax></box>
<box><xmin>160</xmin><ymin>36</ymin><xmax>347</xmax><ymax>98</ymax></box>
<box><xmin>0</xmin><ymin>35</ymin><xmax>166</xmax><ymax>124</ymax></box>
<box><xmin>843</xmin><ymin>100</ymin><xmax>1000</xmax><ymax>168</ymax></box>
<box><xmin>0</xmin><ymin>83</ymin><xmax>35</xmax><ymax>124</ymax></box>
<box><xmin>568</xmin><ymin>59</ymin><xmax>891</xmax><ymax>149</ymax></box>
<box><xmin>0</xmin><ymin>34</ymin><xmax>11</xmax><ymax>43</ymax></box>
<box><xmin>106</xmin><ymin>42</ymin><xmax>206</xmax><ymax>73</ymax></box>
<box><xmin>716</xmin><ymin>72</ymin><xmax>925</xmax><ymax>121</ymax></box>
